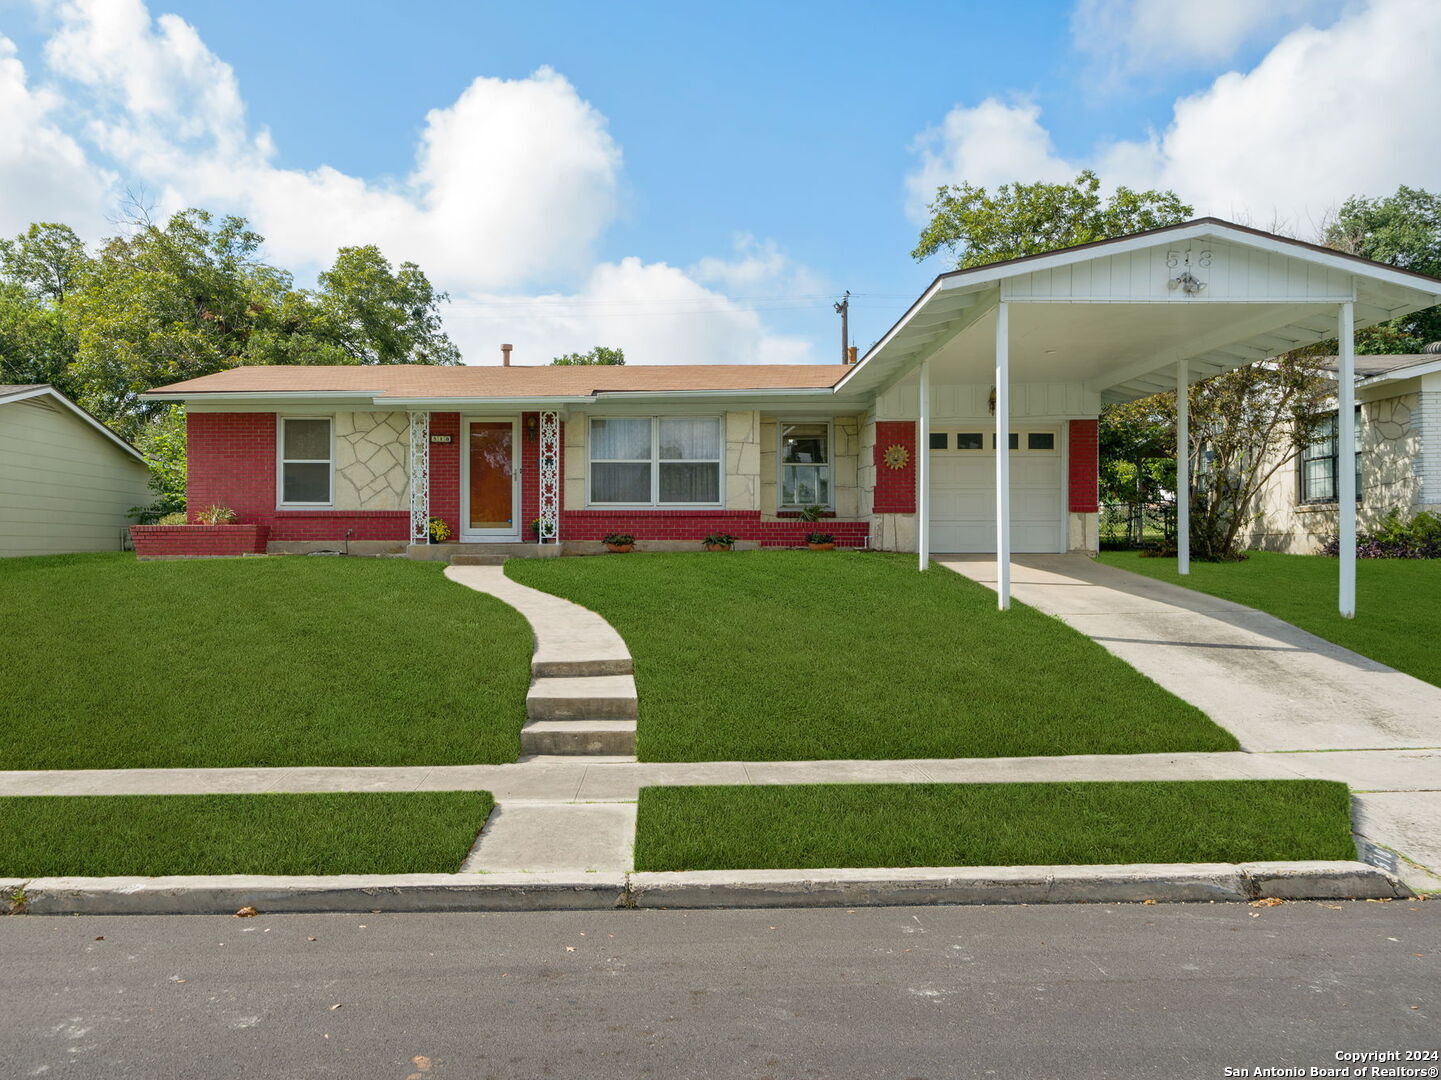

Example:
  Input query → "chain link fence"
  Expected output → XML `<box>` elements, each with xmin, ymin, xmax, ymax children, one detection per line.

<box><xmin>1100</xmin><ymin>502</ymin><xmax>1176</xmax><ymax>549</ymax></box>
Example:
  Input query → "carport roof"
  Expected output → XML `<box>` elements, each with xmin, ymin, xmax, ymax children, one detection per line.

<box><xmin>836</xmin><ymin>218</ymin><xmax>1441</xmax><ymax>405</ymax></box>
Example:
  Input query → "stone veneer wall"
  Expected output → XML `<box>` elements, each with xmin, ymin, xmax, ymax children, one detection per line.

<box><xmin>1248</xmin><ymin>392</ymin><xmax>1426</xmax><ymax>554</ymax></box>
<box><xmin>334</xmin><ymin>411</ymin><xmax>410</xmax><ymax>511</ymax></box>
<box><xmin>725</xmin><ymin>411</ymin><xmax>761</xmax><ymax>510</ymax></box>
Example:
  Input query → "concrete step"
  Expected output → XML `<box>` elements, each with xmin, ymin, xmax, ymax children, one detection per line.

<box><xmin>520</xmin><ymin>720</ymin><xmax>637</xmax><ymax>756</ymax></box>
<box><xmin>409</xmin><ymin>543</ymin><xmax>559</xmax><ymax>562</ymax></box>
<box><xmin>532</xmin><ymin>656</ymin><xmax>633</xmax><ymax>678</ymax></box>
<box><xmin>527</xmin><ymin>674</ymin><xmax>637</xmax><ymax>721</ymax></box>
<box><xmin>449</xmin><ymin>554</ymin><xmax>510</xmax><ymax>566</ymax></box>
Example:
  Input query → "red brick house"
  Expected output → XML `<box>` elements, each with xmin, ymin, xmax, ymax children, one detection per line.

<box><xmin>139</xmin><ymin>220</ymin><xmax>1441</xmax><ymax>613</ymax></box>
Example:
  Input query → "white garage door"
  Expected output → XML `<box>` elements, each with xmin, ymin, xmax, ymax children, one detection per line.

<box><xmin>929</xmin><ymin>426</ymin><xmax>1064</xmax><ymax>553</ymax></box>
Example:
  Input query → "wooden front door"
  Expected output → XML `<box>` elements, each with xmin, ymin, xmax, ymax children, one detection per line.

<box><xmin>462</xmin><ymin>419</ymin><xmax>519</xmax><ymax>541</ymax></box>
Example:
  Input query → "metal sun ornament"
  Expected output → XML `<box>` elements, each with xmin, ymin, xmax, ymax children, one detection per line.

<box><xmin>883</xmin><ymin>444</ymin><xmax>909</xmax><ymax>470</ymax></box>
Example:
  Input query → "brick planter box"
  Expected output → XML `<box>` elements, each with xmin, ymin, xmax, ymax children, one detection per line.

<box><xmin>130</xmin><ymin>524</ymin><xmax>269</xmax><ymax>559</ymax></box>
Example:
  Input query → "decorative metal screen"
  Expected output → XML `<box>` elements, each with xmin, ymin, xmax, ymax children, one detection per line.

<box><xmin>538</xmin><ymin>411</ymin><xmax>561</xmax><ymax>542</ymax></box>
<box><xmin>408</xmin><ymin>411</ymin><xmax>430</xmax><ymax>544</ymax></box>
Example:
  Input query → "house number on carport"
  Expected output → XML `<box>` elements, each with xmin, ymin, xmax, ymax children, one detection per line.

<box><xmin>1166</xmin><ymin>248</ymin><xmax>1211</xmax><ymax>296</ymax></box>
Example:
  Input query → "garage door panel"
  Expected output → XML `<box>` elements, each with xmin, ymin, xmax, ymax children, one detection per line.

<box><xmin>927</xmin><ymin>426</ymin><xmax>1063</xmax><ymax>554</ymax></box>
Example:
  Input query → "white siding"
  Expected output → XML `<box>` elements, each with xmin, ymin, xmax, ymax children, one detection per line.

<box><xmin>0</xmin><ymin>397</ymin><xmax>152</xmax><ymax>556</ymax></box>
<box><xmin>1001</xmin><ymin>238</ymin><xmax>1354</xmax><ymax>303</ymax></box>
<box><xmin>876</xmin><ymin>381</ymin><xmax>1099</xmax><ymax>420</ymax></box>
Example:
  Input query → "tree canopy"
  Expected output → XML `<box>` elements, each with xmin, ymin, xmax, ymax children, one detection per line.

<box><xmin>1324</xmin><ymin>185</ymin><xmax>1441</xmax><ymax>350</ymax></box>
<box><xmin>912</xmin><ymin>170</ymin><xmax>1194</xmax><ymax>269</ymax></box>
<box><xmin>0</xmin><ymin>209</ymin><xmax>461</xmax><ymax>440</ymax></box>
<box><xmin>551</xmin><ymin>346</ymin><xmax>625</xmax><ymax>366</ymax></box>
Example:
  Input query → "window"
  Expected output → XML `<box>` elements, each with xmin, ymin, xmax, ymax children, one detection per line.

<box><xmin>955</xmin><ymin>432</ymin><xmax>984</xmax><ymax>450</ymax></box>
<box><xmin>278</xmin><ymin>417</ymin><xmax>333</xmax><ymax>505</ymax></box>
<box><xmin>928</xmin><ymin>432</ymin><xmax>948</xmax><ymax>450</ymax></box>
<box><xmin>589</xmin><ymin>417</ymin><xmax>722</xmax><ymax>505</ymax></box>
<box><xmin>1300</xmin><ymin>409</ymin><xmax>1362</xmax><ymax>504</ymax></box>
<box><xmin>1027</xmin><ymin>432</ymin><xmax>1055</xmax><ymax>451</ymax></box>
<box><xmin>780</xmin><ymin>421</ymin><xmax>831</xmax><ymax>507</ymax></box>
<box><xmin>992</xmin><ymin>432</ymin><xmax>1020</xmax><ymax>450</ymax></box>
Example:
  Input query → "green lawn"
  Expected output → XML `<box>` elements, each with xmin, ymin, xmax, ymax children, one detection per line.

<box><xmin>0</xmin><ymin>790</ymin><xmax>493</xmax><ymax>877</ymax></box>
<box><xmin>1097</xmin><ymin>550</ymin><xmax>1441</xmax><ymax>688</ymax></box>
<box><xmin>633</xmin><ymin>780</ymin><xmax>1354</xmax><ymax>871</ymax></box>
<box><xmin>0</xmin><ymin>553</ymin><xmax>531</xmax><ymax>769</ymax></box>
<box><xmin>506</xmin><ymin>551</ymin><xmax>1236</xmax><ymax>761</ymax></box>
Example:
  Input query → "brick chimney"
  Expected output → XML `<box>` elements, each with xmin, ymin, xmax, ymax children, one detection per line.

<box><xmin>501</xmin><ymin>343</ymin><xmax>513</xmax><ymax>366</ymax></box>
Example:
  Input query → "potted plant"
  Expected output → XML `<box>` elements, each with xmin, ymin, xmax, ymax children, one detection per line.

<box><xmin>530</xmin><ymin>518</ymin><xmax>542</xmax><ymax>539</ymax></box>
<box><xmin>702</xmin><ymin>532</ymin><xmax>736</xmax><ymax>551</ymax></box>
<box><xmin>806</xmin><ymin>531</ymin><xmax>837</xmax><ymax>551</ymax></box>
<box><xmin>195</xmin><ymin>504</ymin><xmax>237</xmax><ymax>525</ymax></box>
<box><xmin>798</xmin><ymin>504</ymin><xmax>827</xmax><ymax>522</ymax></box>
<box><xmin>603</xmin><ymin>532</ymin><xmax>635</xmax><ymax>553</ymax></box>
<box><xmin>428</xmin><ymin>517</ymin><xmax>452</xmax><ymax>544</ymax></box>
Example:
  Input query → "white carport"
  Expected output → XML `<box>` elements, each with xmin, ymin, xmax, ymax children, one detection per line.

<box><xmin>836</xmin><ymin>218</ymin><xmax>1441</xmax><ymax>615</ymax></box>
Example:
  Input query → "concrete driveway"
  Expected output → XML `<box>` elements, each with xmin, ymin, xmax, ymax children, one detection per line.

<box><xmin>937</xmin><ymin>554</ymin><xmax>1441</xmax><ymax>754</ymax></box>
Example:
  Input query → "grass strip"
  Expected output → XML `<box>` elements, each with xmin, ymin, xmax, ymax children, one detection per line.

<box><xmin>634</xmin><ymin>780</ymin><xmax>1355</xmax><ymax>871</ymax></box>
<box><xmin>0</xmin><ymin>790</ymin><xmax>493</xmax><ymax>877</ymax></box>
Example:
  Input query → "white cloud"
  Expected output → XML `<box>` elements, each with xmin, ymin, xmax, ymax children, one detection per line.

<box><xmin>1070</xmin><ymin>0</ymin><xmax>1341</xmax><ymax>83</ymax></box>
<box><xmin>446</xmin><ymin>257</ymin><xmax>815</xmax><ymax>366</ymax></box>
<box><xmin>904</xmin><ymin>99</ymin><xmax>1073</xmax><ymax>223</ymax></box>
<box><xmin>9</xmin><ymin>0</ymin><xmax>818</xmax><ymax>364</ymax></box>
<box><xmin>1098</xmin><ymin>0</ymin><xmax>1441</xmax><ymax>225</ymax></box>
<box><xmin>907</xmin><ymin>0</ymin><xmax>1441</xmax><ymax>234</ymax></box>
<box><xmin>0</xmin><ymin>35</ymin><xmax>111</xmax><ymax>236</ymax></box>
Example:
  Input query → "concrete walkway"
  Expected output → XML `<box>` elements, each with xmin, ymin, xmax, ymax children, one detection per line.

<box><xmin>937</xmin><ymin>554</ymin><xmax>1441</xmax><ymax>753</ymax></box>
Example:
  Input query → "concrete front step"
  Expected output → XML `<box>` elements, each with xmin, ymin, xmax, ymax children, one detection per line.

<box><xmin>527</xmin><ymin>674</ymin><xmax>638</xmax><ymax>721</ymax></box>
<box><xmin>448</xmin><ymin>554</ymin><xmax>510</xmax><ymax>566</ymax></box>
<box><xmin>520</xmin><ymin>719</ymin><xmax>637</xmax><ymax>756</ymax></box>
<box><xmin>409</xmin><ymin>543</ymin><xmax>559</xmax><ymax>562</ymax></box>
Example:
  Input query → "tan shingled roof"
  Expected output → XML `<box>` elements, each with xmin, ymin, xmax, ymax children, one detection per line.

<box><xmin>146</xmin><ymin>364</ymin><xmax>851</xmax><ymax>399</ymax></box>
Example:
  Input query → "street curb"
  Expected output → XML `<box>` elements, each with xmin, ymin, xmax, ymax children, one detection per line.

<box><xmin>11</xmin><ymin>873</ymin><xmax>628</xmax><ymax>916</ymax></box>
<box><xmin>2</xmin><ymin>862</ymin><xmax>1406</xmax><ymax>916</ymax></box>
<box><xmin>626</xmin><ymin>861</ymin><xmax>1408</xmax><ymax>909</ymax></box>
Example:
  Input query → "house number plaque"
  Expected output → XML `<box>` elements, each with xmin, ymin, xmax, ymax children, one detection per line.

<box><xmin>430</xmin><ymin>434</ymin><xmax>452</xmax><ymax>443</ymax></box>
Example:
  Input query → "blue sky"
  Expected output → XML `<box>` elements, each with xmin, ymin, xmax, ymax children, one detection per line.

<box><xmin>1</xmin><ymin>0</ymin><xmax>1434</xmax><ymax>362</ymax></box>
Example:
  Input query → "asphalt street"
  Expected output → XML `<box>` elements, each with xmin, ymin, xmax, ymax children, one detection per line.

<box><xmin>0</xmin><ymin>900</ymin><xmax>1436</xmax><ymax>1080</ymax></box>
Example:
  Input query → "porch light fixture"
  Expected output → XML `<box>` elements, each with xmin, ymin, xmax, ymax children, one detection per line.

<box><xmin>988</xmin><ymin>386</ymin><xmax>997</xmax><ymax>416</ymax></box>
<box><xmin>1168</xmin><ymin>270</ymin><xmax>1207</xmax><ymax>296</ymax></box>
<box><xmin>525</xmin><ymin>414</ymin><xmax>539</xmax><ymax>441</ymax></box>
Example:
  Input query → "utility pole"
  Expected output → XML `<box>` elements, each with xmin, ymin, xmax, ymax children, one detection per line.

<box><xmin>833</xmin><ymin>291</ymin><xmax>850</xmax><ymax>363</ymax></box>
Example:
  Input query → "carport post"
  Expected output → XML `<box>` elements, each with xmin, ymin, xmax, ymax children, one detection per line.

<box><xmin>995</xmin><ymin>300</ymin><xmax>1011</xmax><ymax>611</ymax></box>
<box><xmin>1175</xmin><ymin>359</ymin><xmax>1189</xmax><ymax>575</ymax></box>
<box><xmin>918</xmin><ymin>358</ymin><xmax>931</xmax><ymax>571</ymax></box>
<box><xmin>1338</xmin><ymin>301</ymin><xmax>1356</xmax><ymax>618</ymax></box>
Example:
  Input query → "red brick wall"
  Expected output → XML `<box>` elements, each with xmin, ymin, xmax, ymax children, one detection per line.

<box><xmin>561</xmin><ymin>510</ymin><xmax>868</xmax><ymax>548</ymax></box>
<box><xmin>130</xmin><ymin>524</ymin><xmax>268</xmax><ymax>558</ymax></box>
<box><xmin>872</xmin><ymin>421</ymin><xmax>917</xmax><ymax>514</ymax></box>
<box><xmin>187</xmin><ymin>412</ymin><xmax>409</xmax><ymax>543</ymax></box>
<box><xmin>428</xmin><ymin>412</ymin><xmax>461</xmax><ymax>538</ymax></box>
<box><xmin>1068</xmin><ymin>419</ymin><xmax>1100</xmax><ymax>513</ymax></box>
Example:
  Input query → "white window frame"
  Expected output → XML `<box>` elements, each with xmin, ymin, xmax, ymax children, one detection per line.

<box><xmin>276</xmin><ymin>415</ymin><xmax>335</xmax><ymax>508</ymax></box>
<box><xmin>777</xmin><ymin>419</ymin><xmax>834</xmax><ymax>510</ymax></box>
<box><xmin>586</xmin><ymin>415</ymin><xmax>725</xmax><ymax>508</ymax></box>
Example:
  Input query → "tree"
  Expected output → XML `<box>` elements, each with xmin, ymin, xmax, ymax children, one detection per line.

<box><xmin>128</xmin><ymin>405</ymin><xmax>188</xmax><ymax>522</ymax></box>
<box><xmin>285</xmin><ymin>245</ymin><xmax>461</xmax><ymax>366</ymax></box>
<box><xmin>551</xmin><ymin>345</ymin><xmax>624</xmax><ymax>366</ymax></box>
<box><xmin>0</xmin><ymin>223</ymin><xmax>90</xmax><ymax>394</ymax></box>
<box><xmin>65</xmin><ymin>209</ymin><xmax>292</xmax><ymax>436</ymax></box>
<box><xmin>912</xmin><ymin>170</ymin><xmax>1194</xmax><ymax>269</ymax></box>
<box><xmin>1324</xmin><ymin>186</ymin><xmax>1441</xmax><ymax>350</ymax></box>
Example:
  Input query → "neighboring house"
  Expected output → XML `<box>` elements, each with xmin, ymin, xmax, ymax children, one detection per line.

<box><xmin>140</xmin><ymin>219</ymin><xmax>1441</xmax><ymax>602</ymax></box>
<box><xmin>1249</xmin><ymin>352</ymin><xmax>1441</xmax><ymax>554</ymax></box>
<box><xmin>0</xmin><ymin>384</ymin><xmax>152</xmax><ymax>557</ymax></box>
